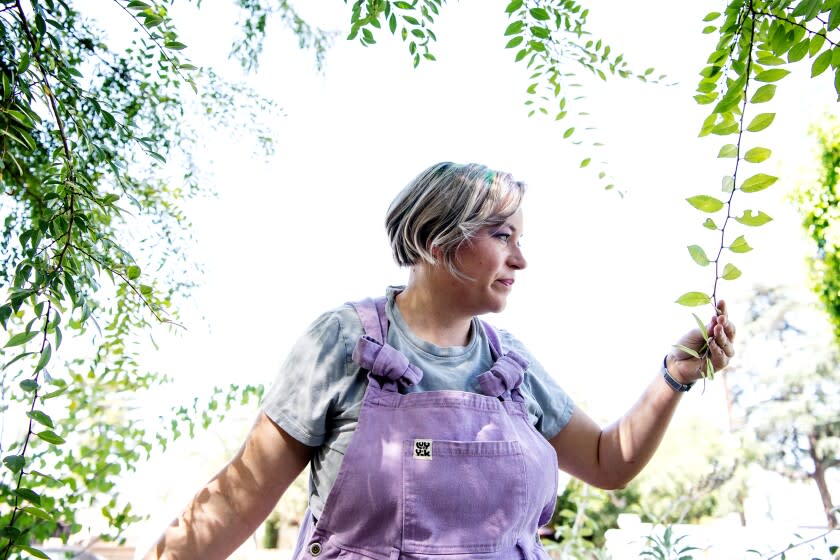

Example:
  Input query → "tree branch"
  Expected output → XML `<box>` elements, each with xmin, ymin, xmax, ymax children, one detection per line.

<box><xmin>753</xmin><ymin>9</ymin><xmax>839</xmax><ymax>48</ymax></box>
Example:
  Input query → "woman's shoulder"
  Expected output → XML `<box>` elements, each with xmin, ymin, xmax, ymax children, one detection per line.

<box><xmin>305</xmin><ymin>302</ymin><xmax>366</xmax><ymax>345</ymax></box>
<box><xmin>484</xmin><ymin>324</ymin><xmax>535</xmax><ymax>361</ymax></box>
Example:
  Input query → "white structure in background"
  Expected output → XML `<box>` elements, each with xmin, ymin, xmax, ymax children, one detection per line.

<box><xmin>606</xmin><ymin>514</ymin><xmax>839</xmax><ymax>559</ymax></box>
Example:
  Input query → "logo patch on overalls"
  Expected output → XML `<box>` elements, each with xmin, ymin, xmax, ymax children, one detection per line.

<box><xmin>413</xmin><ymin>439</ymin><xmax>432</xmax><ymax>460</ymax></box>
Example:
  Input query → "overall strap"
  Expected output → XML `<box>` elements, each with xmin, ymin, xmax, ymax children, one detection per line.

<box><xmin>480</xmin><ymin>319</ymin><xmax>504</xmax><ymax>360</ymax></box>
<box><xmin>349</xmin><ymin>297</ymin><xmax>423</xmax><ymax>391</ymax></box>
<box><xmin>477</xmin><ymin>320</ymin><xmax>530</xmax><ymax>402</ymax></box>
<box><xmin>350</xmin><ymin>297</ymin><xmax>387</xmax><ymax>343</ymax></box>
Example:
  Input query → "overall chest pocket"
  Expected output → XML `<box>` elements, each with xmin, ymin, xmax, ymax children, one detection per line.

<box><xmin>401</xmin><ymin>439</ymin><xmax>527</xmax><ymax>555</ymax></box>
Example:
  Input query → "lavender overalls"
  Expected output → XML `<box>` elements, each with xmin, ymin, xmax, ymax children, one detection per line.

<box><xmin>291</xmin><ymin>297</ymin><xmax>559</xmax><ymax>559</ymax></box>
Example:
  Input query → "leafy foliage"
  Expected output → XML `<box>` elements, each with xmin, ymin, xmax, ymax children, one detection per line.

<box><xmin>542</xmin><ymin>478</ymin><xmax>643</xmax><ymax>557</ymax></box>
<box><xmin>640</xmin><ymin>525</ymin><xmax>700</xmax><ymax>560</ymax></box>
<box><xmin>734</xmin><ymin>286</ymin><xmax>840</xmax><ymax>528</ymax></box>
<box><xmin>229</xmin><ymin>0</ymin><xmax>337</xmax><ymax>72</ymax></box>
<box><xmin>335</xmin><ymin>0</ymin><xmax>661</xmax><ymax>189</ymax></box>
<box><xmin>675</xmin><ymin>0</ymin><xmax>840</xmax><ymax>381</ymax></box>
<box><xmin>797</xmin><ymin>116</ymin><xmax>840</xmax><ymax>343</ymax></box>
<box><xmin>0</xmin><ymin>0</ymin><xmax>278</xmax><ymax>556</ymax></box>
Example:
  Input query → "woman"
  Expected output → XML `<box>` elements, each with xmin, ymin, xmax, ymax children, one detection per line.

<box><xmin>144</xmin><ymin>162</ymin><xmax>736</xmax><ymax>559</ymax></box>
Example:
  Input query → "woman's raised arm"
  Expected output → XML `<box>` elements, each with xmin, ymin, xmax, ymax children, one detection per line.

<box><xmin>143</xmin><ymin>412</ymin><xmax>312</xmax><ymax>560</ymax></box>
<box><xmin>549</xmin><ymin>301</ymin><xmax>735</xmax><ymax>490</ymax></box>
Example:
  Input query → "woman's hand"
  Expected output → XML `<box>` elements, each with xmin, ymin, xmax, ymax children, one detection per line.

<box><xmin>667</xmin><ymin>300</ymin><xmax>736</xmax><ymax>384</ymax></box>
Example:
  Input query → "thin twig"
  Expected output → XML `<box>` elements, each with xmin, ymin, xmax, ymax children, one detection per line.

<box><xmin>764</xmin><ymin>527</ymin><xmax>839</xmax><ymax>559</ymax></box>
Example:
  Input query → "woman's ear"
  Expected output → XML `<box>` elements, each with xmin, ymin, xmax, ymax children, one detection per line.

<box><xmin>429</xmin><ymin>244</ymin><xmax>443</xmax><ymax>261</ymax></box>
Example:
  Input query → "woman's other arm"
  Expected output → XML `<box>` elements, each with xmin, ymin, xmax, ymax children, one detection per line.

<box><xmin>143</xmin><ymin>412</ymin><xmax>312</xmax><ymax>560</ymax></box>
<box><xmin>549</xmin><ymin>301</ymin><xmax>736</xmax><ymax>490</ymax></box>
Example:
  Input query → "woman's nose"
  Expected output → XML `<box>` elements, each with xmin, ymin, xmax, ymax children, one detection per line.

<box><xmin>510</xmin><ymin>245</ymin><xmax>527</xmax><ymax>270</ymax></box>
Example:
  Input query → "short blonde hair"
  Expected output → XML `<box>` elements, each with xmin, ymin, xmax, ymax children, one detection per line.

<box><xmin>385</xmin><ymin>162</ymin><xmax>526</xmax><ymax>278</ymax></box>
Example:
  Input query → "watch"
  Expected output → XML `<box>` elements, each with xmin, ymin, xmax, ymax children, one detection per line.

<box><xmin>662</xmin><ymin>356</ymin><xmax>694</xmax><ymax>392</ymax></box>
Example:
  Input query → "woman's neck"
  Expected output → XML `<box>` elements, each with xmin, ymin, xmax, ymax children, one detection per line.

<box><xmin>395</xmin><ymin>269</ymin><xmax>473</xmax><ymax>347</ymax></box>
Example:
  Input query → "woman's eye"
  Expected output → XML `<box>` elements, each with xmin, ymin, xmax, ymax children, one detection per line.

<box><xmin>495</xmin><ymin>233</ymin><xmax>511</xmax><ymax>243</ymax></box>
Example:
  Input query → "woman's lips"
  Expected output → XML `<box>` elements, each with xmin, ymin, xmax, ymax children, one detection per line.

<box><xmin>496</xmin><ymin>279</ymin><xmax>514</xmax><ymax>287</ymax></box>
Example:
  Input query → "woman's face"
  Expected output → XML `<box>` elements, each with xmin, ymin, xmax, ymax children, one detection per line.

<box><xmin>446</xmin><ymin>208</ymin><xmax>527</xmax><ymax>315</ymax></box>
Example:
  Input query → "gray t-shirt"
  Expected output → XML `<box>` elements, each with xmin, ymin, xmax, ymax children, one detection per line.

<box><xmin>262</xmin><ymin>286</ymin><xmax>574</xmax><ymax>519</ymax></box>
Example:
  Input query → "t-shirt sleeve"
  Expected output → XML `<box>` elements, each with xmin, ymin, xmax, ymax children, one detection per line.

<box><xmin>500</xmin><ymin>330</ymin><xmax>574</xmax><ymax>440</ymax></box>
<box><xmin>261</xmin><ymin>307</ymin><xmax>358</xmax><ymax>447</ymax></box>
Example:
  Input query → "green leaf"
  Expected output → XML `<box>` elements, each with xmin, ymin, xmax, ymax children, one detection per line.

<box><xmin>5</xmin><ymin>330</ymin><xmax>41</xmax><ymax>347</ymax></box>
<box><xmin>722</xmin><ymin>263</ymin><xmax>742</xmax><ymax>280</ymax></box>
<box><xmin>579</xmin><ymin>158</ymin><xmax>591</xmax><ymax>168</ymax></box>
<box><xmin>750</xmin><ymin>84</ymin><xmax>776</xmax><ymax>103</ymax></box>
<box><xmin>755</xmin><ymin>69</ymin><xmax>790</xmax><ymax>82</ymax></box>
<box><xmin>3</xmin><ymin>455</ymin><xmax>24</xmax><ymax>473</ymax></box>
<box><xmin>0</xmin><ymin>304</ymin><xmax>10</xmax><ymax>329</ymax></box>
<box><xmin>812</xmin><ymin>49</ymin><xmax>832</xmax><ymax>77</ymax></box>
<box><xmin>35</xmin><ymin>430</ymin><xmax>65</xmax><ymax>445</ymax></box>
<box><xmin>722</xmin><ymin>175</ymin><xmax>735</xmax><ymax>193</ymax></box>
<box><xmin>504</xmin><ymin>21</ymin><xmax>524</xmax><ymax>35</ymax></box>
<box><xmin>788</xmin><ymin>38</ymin><xmax>810</xmax><ymax>62</ymax></box>
<box><xmin>703</xmin><ymin>11</ymin><xmax>721</xmax><ymax>21</ymax></box>
<box><xmin>746</xmin><ymin>113</ymin><xmax>775</xmax><ymax>132</ymax></box>
<box><xmin>20</xmin><ymin>379</ymin><xmax>38</xmax><ymax>392</ymax></box>
<box><xmin>706</xmin><ymin>357</ymin><xmax>715</xmax><ymax>380</ymax></box>
<box><xmin>699</xmin><ymin>113</ymin><xmax>717</xmax><ymax>136</ymax></box>
<box><xmin>2</xmin><ymin>352</ymin><xmax>34</xmax><ymax>373</ymax></box>
<box><xmin>694</xmin><ymin>93</ymin><xmax>717</xmax><ymax>105</ymax></box>
<box><xmin>729</xmin><ymin>235</ymin><xmax>753</xmax><ymax>253</ymax></box>
<box><xmin>712</xmin><ymin>121</ymin><xmax>739</xmax><ymax>135</ymax></box>
<box><xmin>757</xmin><ymin>54</ymin><xmax>786</xmax><ymax>66</ymax></box>
<box><xmin>735</xmin><ymin>210</ymin><xmax>773</xmax><ymax>226</ymax></box>
<box><xmin>530</xmin><ymin>26</ymin><xmax>550</xmax><ymax>39</ymax></box>
<box><xmin>792</xmin><ymin>0</ymin><xmax>822</xmax><ymax>19</ymax></box>
<box><xmin>810</xmin><ymin>33</ymin><xmax>826</xmax><ymax>57</ymax></box>
<box><xmin>687</xmin><ymin>245</ymin><xmax>711</xmax><ymax>266</ymax></box>
<box><xmin>41</xmin><ymin>383</ymin><xmax>69</xmax><ymax>400</ymax></box>
<box><xmin>744</xmin><ymin>147</ymin><xmax>771</xmax><ymax>163</ymax></box>
<box><xmin>21</xmin><ymin>506</ymin><xmax>54</xmax><ymax>522</ymax></box>
<box><xmin>529</xmin><ymin>7</ymin><xmax>550</xmax><ymax>20</ymax></box>
<box><xmin>34</xmin><ymin>342</ymin><xmax>51</xmax><ymax>373</ymax></box>
<box><xmin>14</xmin><ymin>487</ymin><xmax>41</xmax><ymax>505</ymax></box>
<box><xmin>27</xmin><ymin>410</ymin><xmax>54</xmax><ymax>429</ymax></box>
<box><xmin>563</xmin><ymin>127</ymin><xmax>574</xmax><ymax>139</ymax></box>
<box><xmin>143</xmin><ymin>14</ymin><xmax>164</xmax><ymax>27</ymax></box>
<box><xmin>692</xmin><ymin>313</ymin><xmax>710</xmax><ymax>342</ymax></box>
<box><xmin>506</xmin><ymin>36</ymin><xmax>523</xmax><ymax>48</ymax></box>
<box><xmin>14</xmin><ymin>545</ymin><xmax>50</xmax><ymax>559</ymax></box>
<box><xmin>830</xmin><ymin>5</ymin><xmax>840</xmax><ymax>30</ymax></box>
<box><xmin>127</xmin><ymin>265</ymin><xmax>141</xmax><ymax>280</ymax></box>
<box><xmin>17</xmin><ymin>52</ymin><xmax>30</xmax><ymax>73</ymax></box>
<box><xmin>505</xmin><ymin>0</ymin><xmax>523</xmax><ymax>13</ymax></box>
<box><xmin>741</xmin><ymin>173</ymin><xmax>778</xmax><ymax>193</ymax></box>
<box><xmin>164</xmin><ymin>41</ymin><xmax>187</xmax><ymax>50</ymax></box>
<box><xmin>718</xmin><ymin>144</ymin><xmax>738</xmax><ymax>158</ymax></box>
<box><xmin>703</xmin><ymin>218</ymin><xmax>718</xmax><ymax>230</ymax></box>
<box><xmin>687</xmin><ymin>195</ymin><xmax>725</xmax><ymax>213</ymax></box>
<box><xmin>676</xmin><ymin>292</ymin><xmax>712</xmax><ymax>307</ymax></box>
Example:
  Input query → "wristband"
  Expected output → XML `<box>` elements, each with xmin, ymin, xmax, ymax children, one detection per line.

<box><xmin>662</xmin><ymin>356</ymin><xmax>694</xmax><ymax>392</ymax></box>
